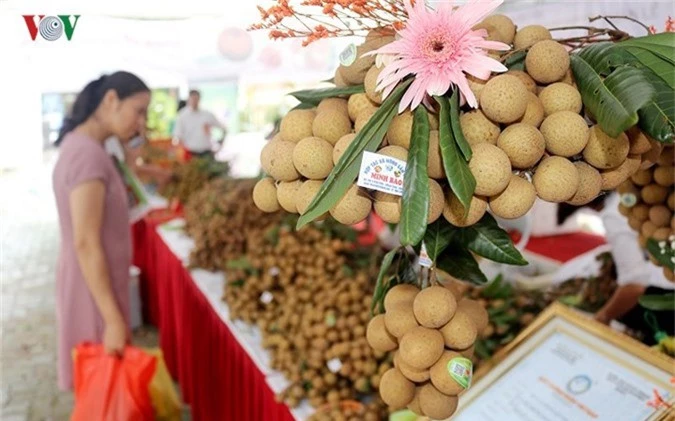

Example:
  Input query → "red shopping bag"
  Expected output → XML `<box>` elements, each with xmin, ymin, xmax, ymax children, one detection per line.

<box><xmin>72</xmin><ymin>344</ymin><xmax>157</xmax><ymax>421</ymax></box>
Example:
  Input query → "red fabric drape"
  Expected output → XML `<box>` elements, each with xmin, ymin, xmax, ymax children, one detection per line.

<box><xmin>524</xmin><ymin>232</ymin><xmax>607</xmax><ymax>263</ymax></box>
<box><xmin>132</xmin><ymin>220</ymin><xmax>296</xmax><ymax>421</ymax></box>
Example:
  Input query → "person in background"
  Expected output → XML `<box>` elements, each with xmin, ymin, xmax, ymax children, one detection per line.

<box><xmin>52</xmin><ymin>71</ymin><xmax>150</xmax><ymax>390</ymax></box>
<box><xmin>173</xmin><ymin>89</ymin><xmax>226</xmax><ymax>159</ymax></box>
<box><xmin>560</xmin><ymin>194</ymin><xmax>674</xmax><ymax>344</ymax></box>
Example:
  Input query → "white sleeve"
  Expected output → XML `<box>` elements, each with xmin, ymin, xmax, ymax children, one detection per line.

<box><xmin>173</xmin><ymin>113</ymin><xmax>183</xmax><ymax>139</ymax></box>
<box><xmin>601</xmin><ymin>196</ymin><xmax>651</xmax><ymax>287</ymax></box>
<box><xmin>208</xmin><ymin>112</ymin><xmax>226</xmax><ymax>131</ymax></box>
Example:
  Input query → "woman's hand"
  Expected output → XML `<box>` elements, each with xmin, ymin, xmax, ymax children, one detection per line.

<box><xmin>103</xmin><ymin>319</ymin><xmax>128</xmax><ymax>356</ymax></box>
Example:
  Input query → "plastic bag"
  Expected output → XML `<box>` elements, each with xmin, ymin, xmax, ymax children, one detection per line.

<box><xmin>72</xmin><ymin>344</ymin><xmax>157</xmax><ymax>421</ymax></box>
<box><xmin>144</xmin><ymin>348</ymin><xmax>182</xmax><ymax>421</ymax></box>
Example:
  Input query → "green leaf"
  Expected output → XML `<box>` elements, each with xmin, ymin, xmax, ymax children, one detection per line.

<box><xmin>289</xmin><ymin>85</ymin><xmax>365</xmax><ymax>105</ymax></box>
<box><xmin>436</xmin><ymin>94</ymin><xmax>476</xmax><ymax>211</ymax></box>
<box><xmin>637</xmin><ymin>70</ymin><xmax>675</xmax><ymax>144</ymax></box>
<box><xmin>423</xmin><ymin>219</ymin><xmax>455</xmax><ymax>262</ymax></box>
<box><xmin>371</xmin><ymin>248</ymin><xmax>400</xmax><ymax>314</ymax></box>
<box><xmin>457</xmin><ymin>213</ymin><xmax>528</xmax><ymax>265</ymax></box>
<box><xmin>474</xmin><ymin>340</ymin><xmax>492</xmax><ymax>359</ymax></box>
<box><xmin>225</xmin><ymin>257</ymin><xmax>252</xmax><ymax>271</ymax></box>
<box><xmin>449</xmin><ymin>90</ymin><xmax>472</xmax><ymax>161</ymax></box>
<box><xmin>646</xmin><ymin>238</ymin><xmax>675</xmax><ymax>270</ymax></box>
<box><xmin>291</xmin><ymin>102</ymin><xmax>318</xmax><ymax>111</ymax></box>
<box><xmin>623</xmin><ymin>46</ymin><xmax>675</xmax><ymax>89</ymax></box>
<box><xmin>620</xmin><ymin>33</ymin><xmax>675</xmax><ymax>66</ymax></box>
<box><xmin>400</xmin><ymin>106</ymin><xmax>431</xmax><ymax>246</ymax></box>
<box><xmin>571</xmin><ymin>45</ymin><xmax>655</xmax><ymax>137</ymax></box>
<box><xmin>504</xmin><ymin>50</ymin><xmax>526</xmax><ymax>71</ymax></box>
<box><xmin>639</xmin><ymin>294</ymin><xmax>675</xmax><ymax>311</ymax></box>
<box><xmin>482</xmin><ymin>273</ymin><xmax>507</xmax><ymax>298</ymax></box>
<box><xmin>297</xmin><ymin>80</ymin><xmax>413</xmax><ymax>229</ymax></box>
<box><xmin>437</xmin><ymin>245</ymin><xmax>488</xmax><ymax>285</ymax></box>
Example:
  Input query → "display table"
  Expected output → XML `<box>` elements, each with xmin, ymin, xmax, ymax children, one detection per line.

<box><xmin>132</xmin><ymin>217</ymin><xmax>315</xmax><ymax>421</ymax></box>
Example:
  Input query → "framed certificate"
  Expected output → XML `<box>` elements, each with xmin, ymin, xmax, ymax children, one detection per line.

<box><xmin>453</xmin><ymin>303</ymin><xmax>674</xmax><ymax>421</ymax></box>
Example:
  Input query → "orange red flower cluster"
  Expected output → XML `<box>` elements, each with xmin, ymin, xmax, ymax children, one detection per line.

<box><xmin>649</xmin><ymin>16</ymin><xmax>674</xmax><ymax>34</ymax></box>
<box><xmin>248</xmin><ymin>0</ymin><xmax>409</xmax><ymax>45</ymax></box>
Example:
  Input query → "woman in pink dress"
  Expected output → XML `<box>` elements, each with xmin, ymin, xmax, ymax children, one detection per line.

<box><xmin>52</xmin><ymin>71</ymin><xmax>150</xmax><ymax>390</ymax></box>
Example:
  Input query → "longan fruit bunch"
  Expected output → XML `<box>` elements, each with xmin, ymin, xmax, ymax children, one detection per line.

<box><xmin>458</xmin><ymin>15</ymin><xmax>653</xmax><ymax>222</ymax></box>
<box><xmin>256</xmin><ymin>18</ymin><xmax>655</xmax><ymax>232</ymax></box>
<box><xmin>307</xmin><ymin>400</ymin><xmax>388</xmax><ymax>421</ymax></box>
<box><xmin>617</xmin><ymin>144</ymin><xmax>675</xmax><ymax>281</ymax></box>
<box><xmin>160</xmin><ymin>157</ymin><xmax>229</xmax><ymax>204</ymax></box>
<box><xmin>184</xmin><ymin>179</ymin><xmax>283</xmax><ymax>270</ymax></box>
<box><xmin>366</xmin><ymin>284</ymin><xmax>488</xmax><ymax>419</ymax></box>
<box><xmin>224</xmin><ymin>224</ymin><xmax>350</xmax><ymax>323</ymax></box>
<box><xmin>268</xmin><ymin>271</ymin><xmax>393</xmax><ymax>410</ymax></box>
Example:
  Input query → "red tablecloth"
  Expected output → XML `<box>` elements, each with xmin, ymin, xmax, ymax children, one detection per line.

<box><xmin>132</xmin><ymin>220</ymin><xmax>295</xmax><ymax>421</ymax></box>
<box><xmin>524</xmin><ymin>232</ymin><xmax>607</xmax><ymax>263</ymax></box>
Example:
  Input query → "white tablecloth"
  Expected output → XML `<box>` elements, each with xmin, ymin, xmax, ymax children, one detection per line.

<box><xmin>156</xmin><ymin>218</ymin><xmax>314</xmax><ymax>421</ymax></box>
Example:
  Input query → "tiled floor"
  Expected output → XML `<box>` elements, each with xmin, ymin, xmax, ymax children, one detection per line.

<box><xmin>0</xmin><ymin>155</ymin><xmax>161</xmax><ymax>421</ymax></box>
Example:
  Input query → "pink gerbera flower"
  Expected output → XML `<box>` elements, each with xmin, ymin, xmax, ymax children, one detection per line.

<box><xmin>371</xmin><ymin>0</ymin><xmax>510</xmax><ymax>112</ymax></box>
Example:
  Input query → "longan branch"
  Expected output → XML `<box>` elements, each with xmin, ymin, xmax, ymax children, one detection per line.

<box><xmin>589</xmin><ymin>14</ymin><xmax>651</xmax><ymax>33</ymax></box>
<box><xmin>549</xmin><ymin>25</ymin><xmax>630</xmax><ymax>42</ymax></box>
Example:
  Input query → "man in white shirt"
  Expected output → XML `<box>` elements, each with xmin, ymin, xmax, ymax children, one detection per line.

<box><xmin>588</xmin><ymin>194</ymin><xmax>673</xmax><ymax>343</ymax></box>
<box><xmin>173</xmin><ymin>90</ymin><xmax>226</xmax><ymax>158</ymax></box>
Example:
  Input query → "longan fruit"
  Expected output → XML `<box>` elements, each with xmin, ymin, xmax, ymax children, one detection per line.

<box><xmin>567</xmin><ymin>162</ymin><xmax>602</xmax><ymax>206</ymax></box>
<box><xmin>583</xmin><ymin>126</ymin><xmax>630</xmax><ymax>170</ymax></box>
<box><xmin>540</xmin><ymin>111</ymin><xmax>589</xmax><ymax>157</ymax></box>
<box><xmin>514</xmin><ymin>25</ymin><xmax>552</xmax><ymax>49</ymax></box>
<box><xmin>489</xmin><ymin>174</ymin><xmax>537</xmax><ymax>219</ymax></box>
<box><xmin>518</xmin><ymin>92</ymin><xmax>545</xmax><ymax>127</ymax></box>
<box><xmin>539</xmin><ymin>83</ymin><xmax>583</xmax><ymax>116</ymax></box>
<box><xmin>526</xmin><ymin>40</ymin><xmax>570</xmax><ymax>84</ymax></box>
<box><xmin>460</xmin><ymin>110</ymin><xmax>501</xmax><ymax>146</ymax></box>
<box><xmin>480</xmin><ymin>75</ymin><xmax>529</xmax><ymax>123</ymax></box>
<box><xmin>497</xmin><ymin>123</ymin><xmax>545</xmax><ymax>169</ymax></box>
<box><xmin>443</xmin><ymin>191</ymin><xmax>488</xmax><ymax>227</ymax></box>
<box><xmin>469</xmin><ymin>143</ymin><xmax>512</xmax><ymax>196</ymax></box>
<box><xmin>533</xmin><ymin>156</ymin><xmax>580</xmax><ymax>202</ymax></box>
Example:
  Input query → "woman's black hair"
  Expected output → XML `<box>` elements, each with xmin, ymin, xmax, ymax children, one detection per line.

<box><xmin>177</xmin><ymin>100</ymin><xmax>187</xmax><ymax>112</ymax></box>
<box><xmin>56</xmin><ymin>71</ymin><xmax>149</xmax><ymax>146</ymax></box>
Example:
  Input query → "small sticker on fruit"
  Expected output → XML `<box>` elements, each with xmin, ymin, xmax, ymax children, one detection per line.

<box><xmin>447</xmin><ymin>357</ymin><xmax>473</xmax><ymax>389</ymax></box>
<box><xmin>339</xmin><ymin>44</ymin><xmax>357</xmax><ymax>66</ymax></box>
<box><xmin>260</xmin><ymin>291</ymin><xmax>274</xmax><ymax>305</ymax></box>
<box><xmin>327</xmin><ymin>358</ymin><xmax>342</xmax><ymax>373</ymax></box>
<box><xmin>357</xmin><ymin>151</ymin><xmax>407</xmax><ymax>196</ymax></box>
<box><xmin>620</xmin><ymin>193</ymin><xmax>637</xmax><ymax>208</ymax></box>
<box><xmin>419</xmin><ymin>243</ymin><xmax>433</xmax><ymax>268</ymax></box>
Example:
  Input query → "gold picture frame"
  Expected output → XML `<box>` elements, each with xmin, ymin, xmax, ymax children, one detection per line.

<box><xmin>453</xmin><ymin>302</ymin><xmax>675</xmax><ymax>421</ymax></box>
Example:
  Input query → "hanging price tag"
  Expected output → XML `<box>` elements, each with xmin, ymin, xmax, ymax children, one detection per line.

<box><xmin>419</xmin><ymin>242</ymin><xmax>433</xmax><ymax>268</ymax></box>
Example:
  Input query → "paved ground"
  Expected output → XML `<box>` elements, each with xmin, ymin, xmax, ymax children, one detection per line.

<box><xmin>0</xmin><ymin>155</ymin><xmax>161</xmax><ymax>421</ymax></box>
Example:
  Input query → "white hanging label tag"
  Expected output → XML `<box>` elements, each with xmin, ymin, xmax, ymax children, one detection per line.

<box><xmin>419</xmin><ymin>242</ymin><xmax>433</xmax><ymax>268</ymax></box>
<box><xmin>357</xmin><ymin>151</ymin><xmax>406</xmax><ymax>196</ymax></box>
<box><xmin>260</xmin><ymin>291</ymin><xmax>274</xmax><ymax>304</ymax></box>
<box><xmin>327</xmin><ymin>358</ymin><xmax>343</xmax><ymax>373</ymax></box>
